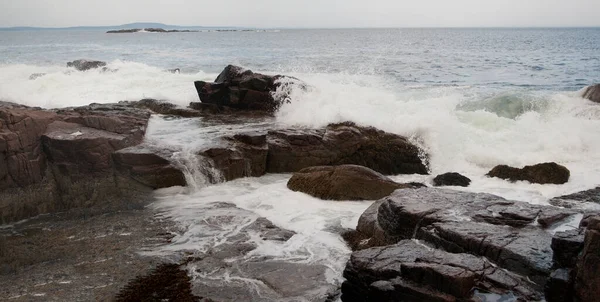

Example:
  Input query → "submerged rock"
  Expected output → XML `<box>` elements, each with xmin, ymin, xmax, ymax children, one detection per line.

<box><xmin>342</xmin><ymin>187</ymin><xmax>582</xmax><ymax>301</ymax></box>
<box><xmin>287</xmin><ymin>165</ymin><xmax>418</xmax><ymax>201</ymax></box>
<box><xmin>486</xmin><ymin>162</ymin><xmax>570</xmax><ymax>184</ymax></box>
<box><xmin>433</xmin><ymin>172</ymin><xmax>471</xmax><ymax>187</ymax></box>
<box><xmin>67</xmin><ymin>59</ymin><xmax>107</xmax><ymax>71</ymax></box>
<box><xmin>194</xmin><ymin>65</ymin><xmax>304</xmax><ymax>113</ymax></box>
<box><xmin>29</xmin><ymin>73</ymin><xmax>46</xmax><ymax>80</ymax></box>
<box><xmin>582</xmin><ymin>84</ymin><xmax>600</xmax><ymax>103</ymax></box>
<box><xmin>116</xmin><ymin>263</ymin><xmax>208</xmax><ymax>302</ymax></box>
<box><xmin>171</xmin><ymin>202</ymin><xmax>337</xmax><ymax>302</ymax></box>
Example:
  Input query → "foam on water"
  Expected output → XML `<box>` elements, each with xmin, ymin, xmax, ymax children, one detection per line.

<box><xmin>276</xmin><ymin>72</ymin><xmax>600</xmax><ymax>203</ymax></box>
<box><xmin>0</xmin><ymin>60</ymin><xmax>215</xmax><ymax>108</ymax></box>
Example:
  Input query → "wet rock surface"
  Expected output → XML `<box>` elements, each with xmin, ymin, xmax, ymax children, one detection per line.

<box><xmin>287</xmin><ymin>165</ymin><xmax>418</xmax><ymax>200</ymax></box>
<box><xmin>0</xmin><ymin>102</ymin><xmax>155</xmax><ymax>223</ymax></box>
<box><xmin>199</xmin><ymin>132</ymin><xmax>268</xmax><ymax>182</ymax></box>
<box><xmin>66</xmin><ymin>59</ymin><xmax>107</xmax><ymax>71</ymax></box>
<box><xmin>549</xmin><ymin>187</ymin><xmax>600</xmax><ymax>208</ymax></box>
<box><xmin>342</xmin><ymin>187</ymin><xmax>583</xmax><ymax>301</ymax></box>
<box><xmin>0</xmin><ymin>208</ymin><xmax>173</xmax><ymax>301</ymax></box>
<box><xmin>113</xmin><ymin>145</ymin><xmax>187</xmax><ymax>189</ymax></box>
<box><xmin>487</xmin><ymin>162</ymin><xmax>570</xmax><ymax>184</ymax></box>
<box><xmin>582</xmin><ymin>83</ymin><xmax>600</xmax><ymax>103</ymax></box>
<box><xmin>168</xmin><ymin>202</ymin><xmax>338</xmax><ymax>302</ymax></box>
<box><xmin>432</xmin><ymin>172</ymin><xmax>471</xmax><ymax>187</ymax></box>
<box><xmin>115</xmin><ymin>264</ymin><xmax>209</xmax><ymax>302</ymax></box>
<box><xmin>342</xmin><ymin>240</ymin><xmax>541</xmax><ymax>302</ymax></box>
<box><xmin>194</xmin><ymin>65</ymin><xmax>304</xmax><ymax>113</ymax></box>
<box><xmin>134</xmin><ymin>98</ymin><xmax>204</xmax><ymax>118</ymax></box>
<box><xmin>267</xmin><ymin>122</ymin><xmax>428</xmax><ymax>175</ymax></box>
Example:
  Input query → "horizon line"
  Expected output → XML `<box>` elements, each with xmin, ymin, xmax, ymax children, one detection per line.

<box><xmin>1</xmin><ymin>23</ymin><xmax>600</xmax><ymax>30</ymax></box>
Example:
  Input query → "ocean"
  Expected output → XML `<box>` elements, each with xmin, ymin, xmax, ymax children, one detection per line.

<box><xmin>2</xmin><ymin>28</ymin><xmax>600</xmax><ymax>299</ymax></box>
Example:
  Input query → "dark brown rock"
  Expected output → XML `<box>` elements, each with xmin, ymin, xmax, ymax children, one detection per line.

<box><xmin>0</xmin><ymin>103</ymin><xmax>58</xmax><ymax>190</ymax></box>
<box><xmin>486</xmin><ymin>162</ymin><xmax>570</xmax><ymax>184</ymax></box>
<box><xmin>199</xmin><ymin>132</ymin><xmax>268</xmax><ymax>182</ymax></box>
<box><xmin>194</xmin><ymin>65</ymin><xmax>304</xmax><ymax>113</ymax></box>
<box><xmin>134</xmin><ymin>99</ymin><xmax>204</xmax><ymax>117</ymax></box>
<box><xmin>582</xmin><ymin>84</ymin><xmax>600</xmax><ymax>103</ymax></box>
<box><xmin>575</xmin><ymin>216</ymin><xmax>600</xmax><ymax>302</ymax></box>
<box><xmin>67</xmin><ymin>59</ymin><xmax>107</xmax><ymax>71</ymax></box>
<box><xmin>287</xmin><ymin>165</ymin><xmax>416</xmax><ymax>201</ymax></box>
<box><xmin>267</xmin><ymin>122</ymin><xmax>428</xmax><ymax>175</ymax></box>
<box><xmin>113</xmin><ymin>146</ymin><xmax>186</xmax><ymax>189</ymax></box>
<box><xmin>0</xmin><ymin>102</ymin><xmax>155</xmax><ymax>224</ymax></box>
<box><xmin>433</xmin><ymin>172</ymin><xmax>471</xmax><ymax>187</ymax></box>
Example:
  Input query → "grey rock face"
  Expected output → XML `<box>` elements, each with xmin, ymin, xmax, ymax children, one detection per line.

<box><xmin>342</xmin><ymin>187</ymin><xmax>581</xmax><ymax>301</ymax></box>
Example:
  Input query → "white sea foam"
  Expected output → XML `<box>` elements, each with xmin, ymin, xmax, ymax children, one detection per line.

<box><xmin>275</xmin><ymin>72</ymin><xmax>600</xmax><ymax>203</ymax></box>
<box><xmin>0</xmin><ymin>61</ymin><xmax>216</xmax><ymax>108</ymax></box>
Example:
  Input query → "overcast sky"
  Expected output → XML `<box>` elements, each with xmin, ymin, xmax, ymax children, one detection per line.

<box><xmin>1</xmin><ymin>0</ymin><xmax>599</xmax><ymax>28</ymax></box>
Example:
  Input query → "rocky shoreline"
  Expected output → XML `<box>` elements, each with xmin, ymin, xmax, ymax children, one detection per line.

<box><xmin>2</xmin><ymin>64</ymin><xmax>600</xmax><ymax>301</ymax></box>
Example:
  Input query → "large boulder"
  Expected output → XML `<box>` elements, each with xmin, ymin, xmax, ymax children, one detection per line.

<box><xmin>582</xmin><ymin>84</ymin><xmax>600</xmax><ymax>103</ymax></box>
<box><xmin>267</xmin><ymin>122</ymin><xmax>428</xmax><ymax>175</ymax></box>
<box><xmin>341</xmin><ymin>187</ymin><xmax>581</xmax><ymax>301</ymax></box>
<box><xmin>486</xmin><ymin>162</ymin><xmax>570</xmax><ymax>184</ymax></box>
<box><xmin>196</xmin><ymin>122</ymin><xmax>428</xmax><ymax>182</ymax></box>
<box><xmin>287</xmin><ymin>165</ymin><xmax>417</xmax><ymax>200</ymax></box>
<box><xmin>67</xmin><ymin>59</ymin><xmax>107</xmax><ymax>71</ymax></box>
<box><xmin>194</xmin><ymin>65</ymin><xmax>303</xmax><ymax>113</ymax></box>
<box><xmin>432</xmin><ymin>172</ymin><xmax>471</xmax><ymax>187</ymax></box>
<box><xmin>575</xmin><ymin>215</ymin><xmax>600</xmax><ymax>302</ymax></box>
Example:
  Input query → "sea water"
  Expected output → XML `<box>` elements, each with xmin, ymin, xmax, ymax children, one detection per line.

<box><xmin>2</xmin><ymin>28</ymin><xmax>600</xmax><ymax>299</ymax></box>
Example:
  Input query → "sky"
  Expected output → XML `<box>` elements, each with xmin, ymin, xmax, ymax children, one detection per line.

<box><xmin>1</xmin><ymin>0</ymin><xmax>599</xmax><ymax>28</ymax></box>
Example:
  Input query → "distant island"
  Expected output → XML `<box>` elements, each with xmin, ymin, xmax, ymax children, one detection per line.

<box><xmin>106</xmin><ymin>27</ymin><xmax>260</xmax><ymax>34</ymax></box>
<box><xmin>107</xmin><ymin>28</ymin><xmax>198</xmax><ymax>33</ymax></box>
